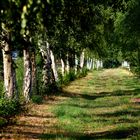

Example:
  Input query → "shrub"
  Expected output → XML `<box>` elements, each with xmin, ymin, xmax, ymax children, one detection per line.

<box><xmin>61</xmin><ymin>70</ymin><xmax>76</xmax><ymax>85</ymax></box>
<box><xmin>77</xmin><ymin>67</ymin><xmax>88</xmax><ymax>78</ymax></box>
<box><xmin>31</xmin><ymin>95</ymin><xmax>43</xmax><ymax>104</ymax></box>
<box><xmin>0</xmin><ymin>117</ymin><xmax>7</xmax><ymax>127</ymax></box>
<box><xmin>57</xmin><ymin>68</ymin><xmax>88</xmax><ymax>87</ymax></box>
<box><xmin>0</xmin><ymin>98</ymin><xmax>21</xmax><ymax>119</ymax></box>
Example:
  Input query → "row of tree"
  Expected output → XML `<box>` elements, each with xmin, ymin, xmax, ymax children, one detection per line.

<box><xmin>0</xmin><ymin>0</ymin><xmax>139</xmax><ymax>102</ymax></box>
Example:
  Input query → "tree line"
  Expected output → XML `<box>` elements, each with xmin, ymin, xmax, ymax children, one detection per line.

<box><xmin>0</xmin><ymin>0</ymin><xmax>139</xmax><ymax>103</ymax></box>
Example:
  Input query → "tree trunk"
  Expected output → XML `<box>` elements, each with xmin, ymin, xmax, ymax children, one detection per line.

<box><xmin>75</xmin><ymin>55</ymin><xmax>78</xmax><ymax>74</ymax></box>
<box><xmin>50</xmin><ymin>50</ymin><xmax>58</xmax><ymax>81</ymax></box>
<box><xmin>66</xmin><ymin>53</ymin><xmax>70</xmax><ymax>73</ymax></box>
<box><xmin>89</xmin><ymin>58</ymin><xmax>93</xmax><ymax>70</ymax></box>
<box><xmin>40</xmin><ymin>42</ymin><xmax>55</xmax><ymax>88</ymax></box>
<box><xmin>61</xmin><ymin>58</ymin><xmax>65</xmax><ymax>76</ymax></box>
<box><xmin>86</xmin><ymin>57</ymin><xmax>90</xmax><ymax>70</ymax></box>
<box><xmin>31</xmin><ymin>50</ymin><xmax>37</xmax><ymax>95</ymax></box>
<box><xmin>92</xmin><ymin>58</ymin><xmax>95</xmax><ymax>70</ymax></box>
<box><xmin>80</xmin><ymin>50</ymin><xmax>85</xmax><ymax>69</ymax></box>
<box><xmin>2</xmin><ymin>43</ymin><xmax>14</xmax><ymax>99</ymax></box>
<box><xmin>23</xmin><ymin>47</ymin><xmax>32</xmax><ymax>102</ymax></box>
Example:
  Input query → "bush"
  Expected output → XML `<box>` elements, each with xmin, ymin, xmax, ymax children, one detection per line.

<box><xmin>77</xmin><ymin>67</ymin><xmax>88</xmax><ymax>78</ymax></box>
<box><xmin>62</xmin><ymin>70</ymin><xmax>76</xmax><ymax>85</ymax></box>
<box><xmin>0</xmin><ymin>117</ymin><xmax>7</xmax><ymax>127</ymax></box>
<box><xmin>57</xmin><ymin>68</ymin><xmax>88</xmax><ymax>87</ymax></box>
<box><xmin>130</xmin><ymin>66</ymin><xmax>140</xmax><ymax>76</ymax></box>
<box><xmin>0</xmin><ymin>98</ymin><xmax>21</xmax><ymax>119</ymax></box>
<box><xmin>0</xmin><ymin>98</ymin><xmax>21</xmax><ymax>127</ymax></box>
<box><xmin>31</xmin><ymin>95</ymin><xmax>43</xmax><ymax>104</ymax></box>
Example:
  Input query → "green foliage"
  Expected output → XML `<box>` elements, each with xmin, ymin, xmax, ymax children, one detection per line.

<box><xmin>31</xmin><ymin>95</ymin><xmax>43</xmax><ymax>104</ymax></box>
<box><xmin>0</xmin><ymin>97</ymin><xmax>22</xmax><ymax>126</ymax></box>
<box><xmin>114</xmin><ymin>0</ymin><xmax>140</xmax><ymax>75</ymax></box>
<box><xmin>0</xmin><ymin>81</ymin><xmax>4</xmax><ymax>98</ymax></box>
<box><xmin>77</xmin><ymin>67</ymin><xmax>88</xmax><ymax>78</ymax></box>
<box><xmin>58</xmin><ymin>68</ymin><xmax>88</xmax><ymax>87</ymax></box>
<box><xmin>0</xmin><ymin>97</ymin><xmax>21</xmax><ymax>127</ymax></box>
<box><xmin>0</xmin><ymin>117</ymin><xmax>7</xmax><ymax>127</ymax></box>
<box><xmin>0</xmin><ymin>98</ymin><xmax>21</xmax><ymax>119</ymax></box>
<box><xmin>103</xmin><ymin>59</ymin><xmax>121</xmax><ymax>68</ymax></box>
<box><xmin>131</xmin><ymin>131</ymin><xmax>140</xmax><ymax>140</ymax></box>
<box><xmin>57</xmin><ymin>70</ymin><xmax>76</xmax><ymax>86</ymax></box>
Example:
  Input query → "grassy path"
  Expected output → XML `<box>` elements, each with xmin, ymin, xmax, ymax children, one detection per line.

<box><xmin>0</xmin><ymin>68</ymin><xmax>140</xmax><ymax>139</ymax></box>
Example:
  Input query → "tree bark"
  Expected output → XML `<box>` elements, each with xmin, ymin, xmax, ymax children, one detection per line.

<box><xmin>40</xmin><ymin>42</ymin><xmax>55</xmax><ymax>88</ymax></box>
<box><xmin>31</xmin><ymin>50</ymin><xmax>37</xmax><ymax>95</ymax></box>
<box><xmin>23</xmin><ymin>47</ymin><xmax>32</xmax><ymax>102</ymax></box>
<box><xmin>75</xmin><ymin>55</ymin><xmax>78</xmax><ymax>74</ymax></box>
<box><xmin>80</xmin><ymin>50</ymin><xmax>85</xmax><ymax>69</ymax></box>
<box><xmin>86</xmin><ymin>57</ymin><xmax>90</xmax><ymax>70</ymax></box>
<box><xmin>66</xmin><ymin>53</ymin><xmax>70</xmax><ymax>73</ymax></box>
<box><xmin>50</xmin><ymin>50</ymin><xmax>58</xmax><ymax>81</ymax></box>
<box><xmin>2</xmin><ymin>42</ymin><xmax>14</xmax><ymax>99</ymax></box>
<box><xmin>61</xmin><ymin>58</ymin><xmax>65</xmax><ymax>76</ymax></box>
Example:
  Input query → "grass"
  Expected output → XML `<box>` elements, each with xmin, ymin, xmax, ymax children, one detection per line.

<box><xmin>42</xmin><ymin>68</ymin><xmax>140</xmax><ymax>139</ymax></box>
<box><xmin>0</xmin><ymin>68</ymin><xmax>140</xmax><ymax>139</ymax></box>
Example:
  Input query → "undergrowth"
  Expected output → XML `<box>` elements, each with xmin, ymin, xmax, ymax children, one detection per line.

<box><xmin>0</xmin><ymin>98</ymin><xmax>21</xmax><ymax>127</ymax></box>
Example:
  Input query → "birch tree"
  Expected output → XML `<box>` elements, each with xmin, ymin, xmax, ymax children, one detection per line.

<box><xmin>23</xmin><ymin>39</ymin><xmax>32</xmax><ymax>102</ymax></box>
<box><xmin>50</xmin><ymin>49</ymin><xmax>58</xmax><ymax>81</ymax></box>
<box><xmin>1</xmin><ymin>29</ymin><xmax>15</xmax><ymax>98</ymax></box>
<box><xmin>39</xmin><ymin>39</ymin><xmax>55</xmax><ymax>90</ymax></box>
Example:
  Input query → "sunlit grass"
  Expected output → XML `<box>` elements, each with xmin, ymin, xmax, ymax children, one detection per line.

<box><xmin>43</xmin><ymin>68</ymin><xmax>140</xmax><ymax>139</ymax></box>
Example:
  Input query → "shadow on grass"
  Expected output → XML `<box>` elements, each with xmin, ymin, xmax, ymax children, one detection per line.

<box><xmin>40</xmin><ymin>132</ymin><xmax>94</xmax><ymax>140</ymax></box>
<box><xmin>97</xmin><ymin>109</ymin><xmax>140</xmax><ymax>118</ymax></box>
<box><xmin>60</xmin><ymin>88</ymin><xmax>140</xmax><ymax>101</ymax></box>
<box><xmin>92</xmin><ymin>126</ymin><xmax>139</xmax><ymax>139</ymax></box>
<box><xmin>40</xmin><ymin>126</ymin><xmax>139</xmax><ymax>139</ymax></box>
<box><xmin>1</xmin><ymin>124</ymin><xmax>139</xmax><ymax>140</ymax></box>
<box><xmin>60</xmin><ymin>91</ymin><xmax>103</xmax><ymax>100</ymax></box>
<box><xmin>24</xmin><ymin>114</ymin><xmax>55</xmax><ymax>119</ymax></box>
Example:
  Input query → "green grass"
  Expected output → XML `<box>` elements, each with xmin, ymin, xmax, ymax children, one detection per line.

<box><xmin>42</xmin><ymin>68</ymin><xmax>140</xmax><ymax>139</ymax></box>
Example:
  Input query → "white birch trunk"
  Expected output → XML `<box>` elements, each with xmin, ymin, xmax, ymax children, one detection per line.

<box><xmin>90</xmin><ymin>59</ymin><xmax>93</xmax><ymax>70</ymax></box>
<box><xmin>39</xmin><ymin>42</ymin><xmax>55</xmax><ymax>87</ymax></box>
<box><xmin>2</xmin><ymin>43</ymin><xmax>14</xmax><ymax>98</ymax></box>
<box><xmin>23</xmin><ymin>48</ymin><xmax>32</xmax><ymax>102</ymax></box>
<box><xmin>87</xmin><ymin>57</ymin><xmax>90</xmax><ymax>70</ymax></box>
<box><xmin>61</xmin><ymin>58</ymin><xmax>65</xmax><ymax>76</ymax></box>
<box><xmin>92</xmin><ymin>59</ymin><xmax>95</xmax><ymax>70</ymax></box>
<box><xmin>97</xmin><ymin>60</ymin><xmax>100</xmax><ymax>70</ymax></box>
<box><xmin>75</xmin><ymin>55</ymin><xmax>78</xmax><ymax>74</ymax></box>
<box><xmin>50</xmin><ymin>50</ymin><xmax>58</xmax><ymax>81</ymax></box>
<box><xmin>80</xmin><ymin>50</ymin><xmax>85</xmax><ymax>69</ymax></box>
<box><xmin>66</xmin><ymin>54</ymin><xmax>70</xmax><ymax>73</ymax></box>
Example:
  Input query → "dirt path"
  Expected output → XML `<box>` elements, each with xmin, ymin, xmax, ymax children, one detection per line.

<box><xmin>0</xmin><ymin>96</ymin><xmax>61</xmax><ymax>140</ymax></box>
